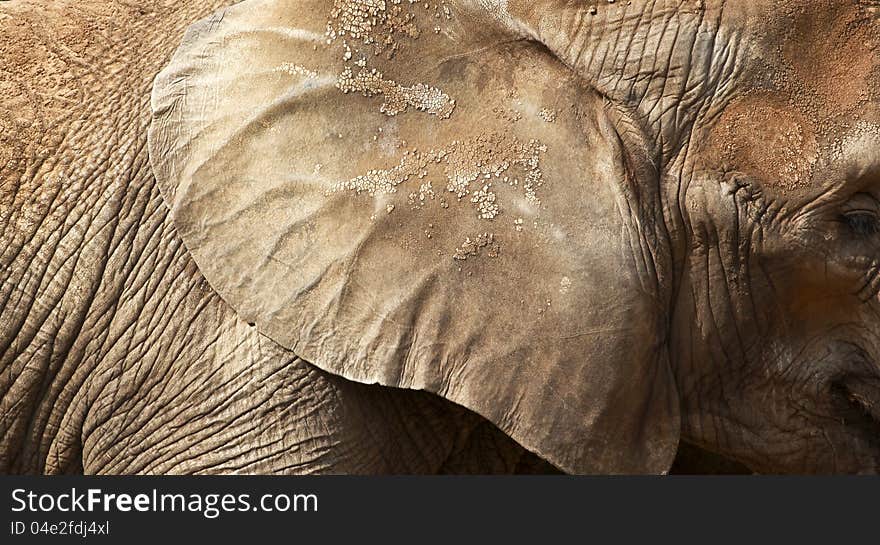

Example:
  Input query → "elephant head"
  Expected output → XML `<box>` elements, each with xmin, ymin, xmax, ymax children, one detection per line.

<box><xmin>148</xmin><ymin>0</ymin><xmax>880</xmax><ymax>473</ymax></box>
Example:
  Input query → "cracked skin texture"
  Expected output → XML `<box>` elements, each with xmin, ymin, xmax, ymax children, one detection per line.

<box><xmin>0</xmin><ymin>0</ymin><xmax>561</xmax><ymax>474</ymax></box>
<box><xmin>2</xmin><ymin>0</ymin><xmax>878</xmax><ymax>474</ymax></box>
<box><xmin>699</xmin><ymin>0</ymin><xmax>880</xmax><ymax>194</ymax></box>
<box><xmin>149</xmin><ymin>0</ymin><xmax>682</xmax><ymax>475</ymax></box>
<box><xmin>150</xmin><ymin>0</ymin><xmax>880</xmax><ymax>474</ymax></box>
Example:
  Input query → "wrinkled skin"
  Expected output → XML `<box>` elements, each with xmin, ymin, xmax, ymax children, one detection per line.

<box><xmin>666</xmin><ymin>2</ymin><xmax>880</xmax><ymax>473</ymax></box>
<box><xmin>475</xmin><ymin>0</ymin><xmax>880</xmax><ymax>473</ymax></box>
<box><xmin>0</xmin><ymin>0</ymin><xmax>877</xmax><ymax>474</ymax></box>
<box><xmin>0</xmin><ymin>0</ymin><xmax>557</xmax><ymax>474</ymax></box>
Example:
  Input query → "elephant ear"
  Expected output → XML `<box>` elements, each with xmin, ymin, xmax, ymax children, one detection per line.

<box><xmin>148</xmin><ymin>0</ymin><xmax>679</xmax><ymax>474</ymax></box>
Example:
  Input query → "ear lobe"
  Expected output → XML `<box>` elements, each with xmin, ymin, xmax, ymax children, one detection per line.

<box><xmin>149</xmin><ymin>0</ymin><xmax>680</xmax><ymax>474</ymax></box>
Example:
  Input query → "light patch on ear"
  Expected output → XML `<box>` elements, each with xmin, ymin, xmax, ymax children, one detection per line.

<box><xmin>336</xmin><ymin>67</ymin><xmax>456</xmax><ymax>118</ymax></box>
<box><xmin>270</xmin><ymin>63</ymin><xmax>341</xmax><ymax>94</ymax></box>
<box><xmin>261</xmin><ymin>26</ymin><xmax>327</xmax><ymax>44</ymax></box>
<box><xmin>272</xmin><ymin>63</ymin><xmax>318</xmax><ymax>78</ymax></box>
<box><xmin>324</xmin><ymin>132</ymin><xmax>548</xmax><ymax>259</ymax></box>
<box><xmin>702</xmin><ymin>92</ymin><xmax>819</xmax><ymax>191</ymax></box>
<box><xmin>475</xmin><ymin>0</ymin><xmax>512</xmax><ymax>23</ymax></box>
<box><xmin>319</xmin><ymin>1</ymin><xmax>460</xmax><ymax>119</ymax></box>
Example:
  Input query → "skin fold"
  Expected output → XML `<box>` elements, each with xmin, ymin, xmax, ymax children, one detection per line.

<box><xmin>0</xmin><ymin>0</ymin><xmax>556</xmax><ymax>474</ymax></box>
<box><xmin>0</xmin><ymin>0</ymin><xmax>877</xmax><ymax>474</ymax></box>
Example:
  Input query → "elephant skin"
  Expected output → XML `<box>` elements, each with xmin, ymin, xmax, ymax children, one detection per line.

<box><xmin>0</xmin><ymin>0</ymin><xmax>556</xmax><ymax>475</ymax></box>
<box><xmin>1</xmin><ymin>0</ymin><xmax>878</xmax><ymax>474</ymax></box>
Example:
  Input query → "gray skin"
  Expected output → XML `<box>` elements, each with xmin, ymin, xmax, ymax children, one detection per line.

<box><xmin>0</xmin><ymin>0</ymin><xmax>877</xmax><ymax>474</ymax></box>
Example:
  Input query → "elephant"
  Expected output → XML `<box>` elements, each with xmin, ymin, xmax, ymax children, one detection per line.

<box><xmin>0</xmin><ymin>0</ymin><xmax>877</xmax><ymax>475</ymax></box>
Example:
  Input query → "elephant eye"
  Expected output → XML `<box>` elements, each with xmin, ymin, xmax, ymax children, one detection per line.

<box><xmin>843</xmin><ymin>210</ymin><xmax>880</xmax><ymax>236</ymax></box>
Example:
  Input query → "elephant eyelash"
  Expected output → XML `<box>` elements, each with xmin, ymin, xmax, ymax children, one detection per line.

<box><xmin>843</xmin><ymin>210</ymin><xmax>880</xmax><ymax>236</ymax></box>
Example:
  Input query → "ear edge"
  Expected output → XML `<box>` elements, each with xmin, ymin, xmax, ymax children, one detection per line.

<box><xmin>148</xmin><ymin>0</ymin><xmax>683</xmax><ymax>475</ymax></box>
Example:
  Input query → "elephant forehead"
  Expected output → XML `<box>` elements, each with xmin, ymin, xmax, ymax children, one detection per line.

<box><xmin>701</xmin><ymin>92</ymin><xmax>820</xmax><ymax>191</ymax></box>
<box><xmin>780</xmin><ymin>1</ymin><xmax>879</xmax><ymax>113</ymax></box>
<box><xmin>700</xmin><ymin>0</ymin><xmax>879</xmax><ymax>194</ymax></box>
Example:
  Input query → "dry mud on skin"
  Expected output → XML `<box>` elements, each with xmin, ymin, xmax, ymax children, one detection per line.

<box><xmin>0</xmin><ymin>0</ymin><xmax>237</xmax><ymax>208</ymax></box>
<box><xmin>285</xmin><ymin>0</ymin><xmax>559</xmax><ymax>261</ymax></box>
<box><xmin>148</xmin><ymin>0</ymin><xmax>681</xmax><ymax>475</ymax></box>
<box><xmin>700</xmin><ymin>0</ymin><xmax>880</xmax><ymax>194</ymax></box>
<box><xmin>5</xmin><ymin>0</ymin><xmax>878</xmax><ymax>476</ymax></box>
